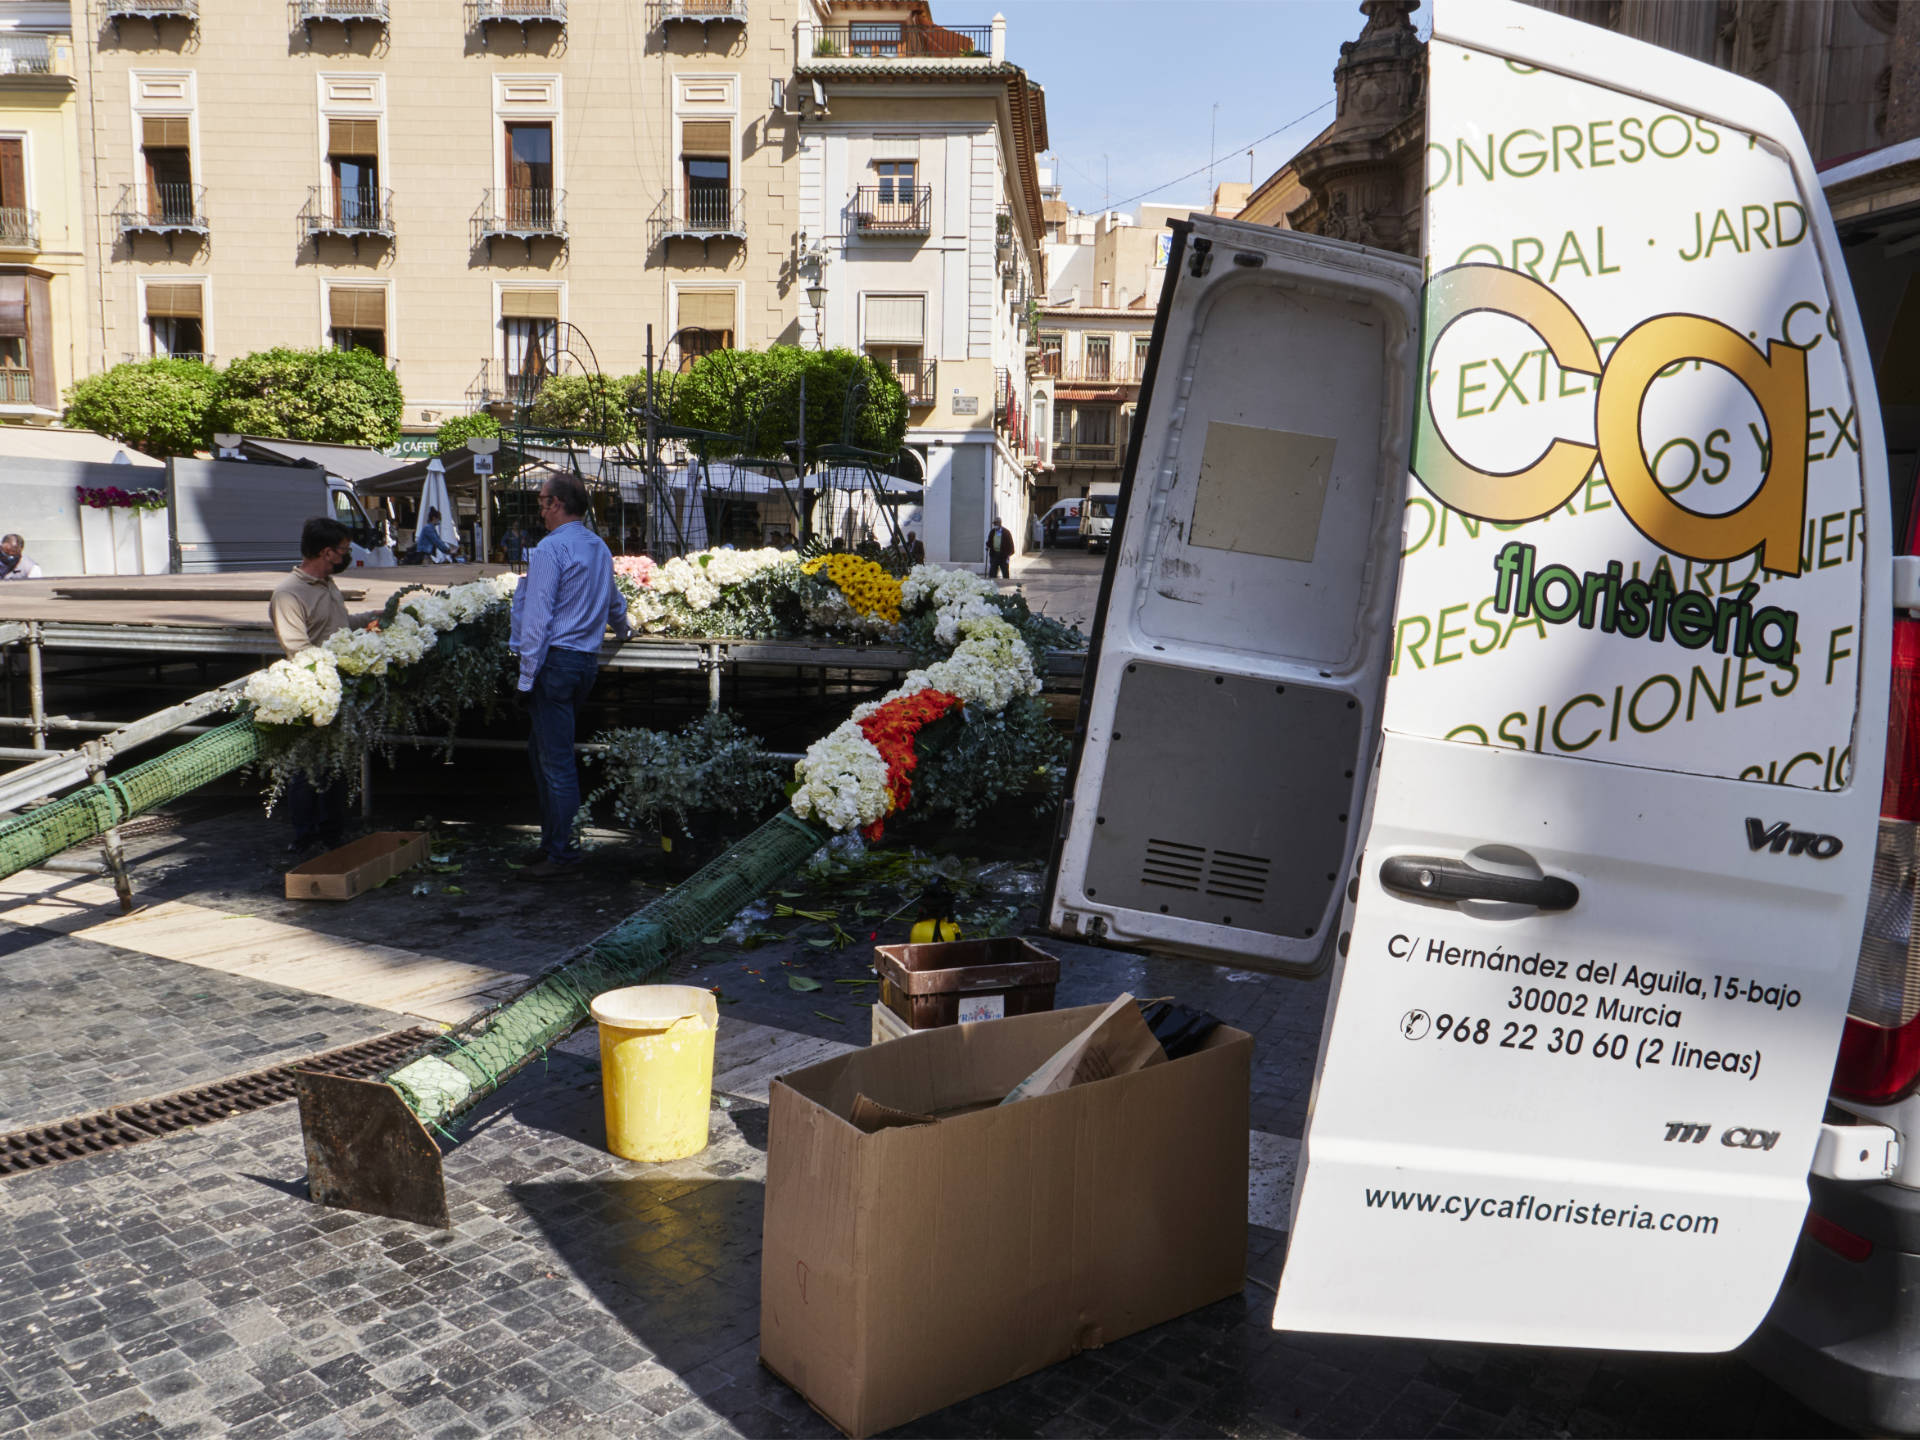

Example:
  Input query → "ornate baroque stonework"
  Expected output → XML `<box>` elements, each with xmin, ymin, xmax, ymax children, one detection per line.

<box><xmin>1287</xmin><ymin>0</ymin><xmax>1427</xmax><ymax>257</ymax></box>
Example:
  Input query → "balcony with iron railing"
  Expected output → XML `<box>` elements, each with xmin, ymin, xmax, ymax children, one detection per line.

<box><xmin>106</xmin><ymin>0</ymin><xmax>198</xmax><ymax>22</ymax></box>
<box><xmin>0</xmin><ymin>369</ymin><xmax>34</xmax><ymax>405</ymax></box>
<box><xmin>0</xmin><ymin>36</ymin><xmax>55</xmax><ymax>76</ymax></box>
<box><xmin>1038</xmin><ymin>355</ymin><xmax>1146</xmax><ymax>385</ymax></box>
<box><xmin>477</xmin><ymin>0</ymin><xmax>566</xmax><ymax>27</ymax></box>
<box><xmin>654</xmin><ymin>0</ymin><xmax>746</xmax><ymax>26</ymax></box>
<box><xmin>473</xmin><ymin>187</ymin><xmax>566</xmax><ymax>253</ymax></box>
<box><xmin>853</xmin><ymin>185</ymin><xmax>931</xmax><ymax>238</ymax></box>
<box><xmin>805</xmin><ymin>23</ymin><xmax>990</xmax><ymax>58</ymax></box>
<box><xmin>467</xmin><ymin>359</ymin><xmax>549</xmax><ymax>412</ymax></box>
<box><xmin>295</xmin><ymin>0</ymin><xmax>389</xmax><ymax>31</ymax></box>
<box><xmin>0</xmin><ymin>208</ymin><xmax>39</xmax><ymax>251</ymax></box>
<box><xmin>302</xmin><ymin>186</ymin><xmax>395</xmax><ymax>249</ymax></box>
<box><xmin>650</xmin><ymin>186</ymin><xmax>745</xmax><ymax>247</ymax></box>
<box><xmin>114</xmin><ymin>183</ymin><xmax>209</xmax><ymax>245</ymax></box>
<box><xmin>883</xmin><ymin>357</ymin><xmax>935</xmax><ymax>407</ymax></box>
<box><xmin>1054</xmin><ymin>438</ymin><xmax>1121</xmax><ymax>464</ymax></box>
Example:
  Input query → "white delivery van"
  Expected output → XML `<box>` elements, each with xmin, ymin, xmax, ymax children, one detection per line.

<box><xmin>1081</xmin><ymin>482</ymin><xmax>1121</xmax><ymax>552</ymax></box>
<box><xmin>1046</xmin><ymin>0</ymin><xmax>1897</xmax><ymax>1403</ymax></box>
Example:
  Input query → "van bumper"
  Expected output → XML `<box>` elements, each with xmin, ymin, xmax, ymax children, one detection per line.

<box><xmin>1751</xmin><ymin>1175</ymin><xmax>1920</xmax><ymax>1434</ymax></box>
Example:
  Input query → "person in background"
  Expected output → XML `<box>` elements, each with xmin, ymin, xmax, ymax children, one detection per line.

<box><xmin>905</xmin><ymin>530</ymin><xmax>925</xmax><ymax>565</ymax></box>
<box><xmin>269</xmin><ymin>517</ymin><xmax>380</xmax><ymax>854</ymax></box>
<box><xmin>414</xmin><ymin>508</ymin><xmax>457</xmax><ymax>564</ymax></box>
<box><xmin>512</xmin><ymin>475</ymin><xmax>630</xmax><ymax>879</ymax></box>
<box><xmin>501</xmin><ymin>523</ymin><xmax>526</xmax><ymax>565</ymax></box>
<box><xmin>0</xmin><ymin>533</ymin><xmax>43</xmax><ymax>580</ymax></box>
<box><xmin>986</xmin><ymin>516</ymin><xmax>1014</xmax><ymax>579</ymax></box>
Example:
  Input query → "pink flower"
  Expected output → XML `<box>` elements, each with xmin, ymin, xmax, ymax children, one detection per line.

<box><xmin>613</xmin><ymin>555</ymin><xmax>657</xmax><ymax>586</ymax></box>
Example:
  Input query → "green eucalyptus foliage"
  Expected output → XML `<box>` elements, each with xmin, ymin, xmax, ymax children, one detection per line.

<box><xmin>583</xmin><ymin>712</ymin><xmax>786</xmax><ymax>837</ymax></box>
<box><xmin>435</xmin><ymin>412</ymin><xmax>501</xmax><ymax>453</ymax></box>
<box><xmin>63</xmin><ymin>357</ymin><xmax>219</xmax><ymax>458</ymax></box>
<box><xmin>909</xmin><ymin>693</ymin><xmax>1068</xmax><ymax>831</ymax></box>
<box><xmin>666</xmin><ymin>347</ymin><xmax>906</xmax><ymax>459</ymax></box>
<box><xmin>207</xmin><ymin>347</ymin><xmax>404</xmax><ymax>448</ymax></box>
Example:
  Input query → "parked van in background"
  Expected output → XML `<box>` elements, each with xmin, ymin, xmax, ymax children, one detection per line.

<box><xmin>1036</xmin><ymin>498</ymin><xmax>1081</xmax><ymax>548</ymax></box>
<box><xmin>1082</xmin><ymin>483</ymin><xmax>1120</xmax><ymax>552</ymax></box>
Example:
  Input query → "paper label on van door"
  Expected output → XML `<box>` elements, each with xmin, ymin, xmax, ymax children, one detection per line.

<box><xmin>1389</xmin><ymin>42</ymin><xmax>1868</xmax><ymax>788</ymax></box>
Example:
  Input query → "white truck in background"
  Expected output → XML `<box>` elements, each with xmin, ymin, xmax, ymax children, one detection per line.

<box><xmin>1081</xmin><ymin>481</ymin><xmax>1120</xmax><ymax>552</ymax></box>
<box><xmin>169</xmin><ymin>457</ymin><xmax>392</xmax><ymax>573</ymax></box>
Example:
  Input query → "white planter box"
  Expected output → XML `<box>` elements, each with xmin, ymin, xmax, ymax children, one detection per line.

<box><xmin>109</xmin><ymin>508</ymin><xmax>140</xmax><ymax>575</ymax></box>
<box><xmin>138</xmin><ymin>509</ymin><xmax>169</xmax><ymax>574</ymax></box>
<box><xmin>79</xmin><ymin>506</ymin><xmax>114</xmax><ymax>575</ymax></box>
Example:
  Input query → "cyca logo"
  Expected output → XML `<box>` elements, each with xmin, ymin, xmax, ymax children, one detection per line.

<box><xmin>1416</xmin><ymin>264</ymin><xmax>1809</xmax><ymax>574</ymax></box>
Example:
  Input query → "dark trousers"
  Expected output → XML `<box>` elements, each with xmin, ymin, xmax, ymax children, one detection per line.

<box><xmin>286</xmin><ymin>772</ymin><xmax>349</xmax><ymax>847</ymax></box>
<box><xmin>528</xmin><ymin>647</ymin><xmax>600</xmax><ymax>864</ymax></box>
<box><xmin>989</xmin><ymin>550</ymin><xmax>1011</xmax><ymax>578</ymax></box>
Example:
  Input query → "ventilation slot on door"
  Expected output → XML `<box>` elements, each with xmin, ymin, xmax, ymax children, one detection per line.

<box><xmin>1205</xmin><ymin>850</ymin><xmax>1272</xmax><ymax>904</ymax></box>
<box><xmin>1141</xmin><ymin>838</ymin><xmax>1206</xmax><ymax>892</ymax></box>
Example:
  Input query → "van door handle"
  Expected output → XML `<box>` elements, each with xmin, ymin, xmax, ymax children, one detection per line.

<box><xmin>1378</xmin><ymin>855</ymin><xmax>1579</xmax><ymax>911</ymax></box>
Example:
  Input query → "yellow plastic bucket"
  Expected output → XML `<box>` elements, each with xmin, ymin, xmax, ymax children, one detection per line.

<box><xmin>588</xmin><ymin>985</ymin><xmax>720</xmax><ymax>1163</ymax></box>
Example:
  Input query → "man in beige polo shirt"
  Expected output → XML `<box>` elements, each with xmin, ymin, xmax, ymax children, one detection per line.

<box><xmin>269</xmin><ymin>517</ymin><xmax>378</xmax><ymax>852</ymax></box>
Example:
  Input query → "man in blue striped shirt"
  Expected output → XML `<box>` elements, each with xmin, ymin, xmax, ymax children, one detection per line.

<box><xmin>513</xmin><ymin>474</ymin><xmax>629</xmax><ymax>878</ymax></box>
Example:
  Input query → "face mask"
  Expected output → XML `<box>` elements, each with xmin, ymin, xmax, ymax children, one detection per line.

<box><xmin>330</xmin><ymin>551</ymin><xmax>352</xmax><ymax>575</ymax></box>
<box><xmin>0</xmin><ymin>554</ymin><xmax>16</xmax><ymax>575</ymax></box>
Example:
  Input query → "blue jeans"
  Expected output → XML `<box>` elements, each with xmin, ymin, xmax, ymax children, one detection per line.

<box><xmin>527</xmin><ymin>648</ymin><xmax>600</xmax><ymax>864</ymax></box>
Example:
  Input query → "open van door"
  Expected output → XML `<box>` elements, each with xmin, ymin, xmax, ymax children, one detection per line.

<box><xmin>1266</xmin><ymin>0</ymin><xmax>1890</xmax><ymax>1350</ymax></box>
<box><xmin>1045</xmin><ymin>220</ymin><xmax>1421</xmax><ymax>977</ymax></box>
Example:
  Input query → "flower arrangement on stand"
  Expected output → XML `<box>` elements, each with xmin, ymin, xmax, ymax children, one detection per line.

<box><xmin>75</xmin><ymin>485</ymin><xmax>167</xmax><ymax>511</ymax></box>
<box><xmin>239</xmin><ymin>573</ymin><xmax>520</xmax><ymax>804</ymax></box>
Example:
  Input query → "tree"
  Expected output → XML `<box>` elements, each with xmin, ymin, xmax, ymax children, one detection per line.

<box><xmin>526</xmin><ymin>373</ymin><xmax>635</xmax><ymax>445</ymax></box>
<box><xmin>665</xmin><ymin>347</ymin><xmax>906</xmax><ymax>461</ymax></box>
<box><xmin>207</xmin><ymin>347</ymin><xmax>404</xmax><ymax>448</ymax></box>
<box><xmin>62</xmin><ymin>358</ymin><xmax>219</xmax><ymax>459</ymax></box>
<box><xmin>435</xmin><ymin>412</ymin><xmax>501</xmax><ymax>454</ymax></box>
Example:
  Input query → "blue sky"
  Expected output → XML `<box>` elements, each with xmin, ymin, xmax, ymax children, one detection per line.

<box><xmin>937</xmin><ymin>1</ymin><xmax>1428</xmax><ymax>217</ymax></box>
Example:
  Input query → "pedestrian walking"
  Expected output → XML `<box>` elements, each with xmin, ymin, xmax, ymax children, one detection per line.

<box><xmin>0</xmin><ymin>533</ymin><xmax>43</xmax><ymax>580</ymax></box>
<box><xmin>906</xmin><ymin>530</ymin><xmax>925</xmax><ymax>565</ymax></box>
<box><xmin>269</xmin><ymin>517</ymin><xmax>379</xmax><ymax>855</ymax></box>
<box><xmin>513</xmin><ymin>475</ymin><xmax>629</xmax><ymax>879</ymax></box>
<box><xmin>986</xmin><ymin>517</ymin><xmax>1014</xmax><ymax>579</ymax></box>
<box><xmin>502</xmin><ymin>523</ymin><xmax>526</xmax><ymax>564</ymax></box>
<box><xmin>414</xmin><ymin>507</ymin><xmax>457</xmax><ymax>564</ymax></box>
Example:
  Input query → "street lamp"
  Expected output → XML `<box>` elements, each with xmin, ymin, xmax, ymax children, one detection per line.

<box><xmin>806</xmin><ymin>278</ymin><xmax>828</xmax><ymax>348</ymax></box>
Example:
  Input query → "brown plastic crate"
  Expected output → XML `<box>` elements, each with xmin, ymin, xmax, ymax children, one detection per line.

<box><xmin>874</xmin><ymin>937</ymin><xmax>1061</xmax><ymax>1031</ymax></box>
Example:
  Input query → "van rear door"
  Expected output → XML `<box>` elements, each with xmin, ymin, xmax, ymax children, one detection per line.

<box><xmin>1046</xmin><ymin>220</ymin><xmax>1421</xmax><ymax>977</ymax></box>
<box><xmin>1271</xmin><ymin>0</ymin><xmax>1889</xmax><ymax>1350</ymax></box>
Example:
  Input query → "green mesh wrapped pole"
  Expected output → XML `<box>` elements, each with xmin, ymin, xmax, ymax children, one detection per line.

<box><xmin>386</xmin><ymin>809</ymin><xmax>831</xmax><ymax>1127</ymax></box>
<box><xmin>0</xmin><ymin>719</ymin><xmax>260</xmax><ymax>881</ymax></box>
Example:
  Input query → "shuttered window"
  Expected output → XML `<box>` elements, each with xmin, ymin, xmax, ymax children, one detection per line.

<box><xmin>327</xmin><ymin>118</ymin><xmax>378</xmax><ymax>156</ymax></box>
<box><xmin>864</xmin><ymin>294</ymin><xmax>924</xmax><ymax>345</ymax></box>
<box><xmin>0</xmin><ymin>139</ymin><xmax>22</xmax><ymax>211</ymax></box>
<box><xmin>328</xmin><ymin>287</ymin><xmax>384</xmax><ymax>329</ymax></box>
<box><xmin>0</xmin><ymin>275</ymin><xmax>25</xmax><ymax>338</ymax></box>
<box><xmin>680</xmin><ymin>121</ymin><xmax>730</xmax><ymax>157</ymax></box>
<box><xmin>144</xmin><ymin>283</ymin><xmax>203</xmax><ymax>319</ymax></box>
<box><xmin>500</xmin><ymin>289</ymin><xmax>560</xmax><ymax>320</ymax></box>
<box><xmin>873</xmin><ymin>135</ymin><xmax>919</xmax><ymax>161</ymax></box>
<box><xmin>676</xmin><ymin>290</ymin><xmax>735</xmax><ymax>334</ymax></box>
<box><xmin>141</xmin><ymin>116</ymin><xmax>189</xmax><ymax>149</ymax></box>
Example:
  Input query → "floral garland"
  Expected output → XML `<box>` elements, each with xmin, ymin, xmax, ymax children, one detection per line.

<box><xmin>789</xmin><ymin>611</ymin><xmax>1041</xmax><ymax>835</ymax></box>
<box><xmin>244</xmin><ymin>647</ymin><xmax>343</xmax><ymax>727</ymax></box>
<box><xmin>77</xmin><ymin>485</ymin><xmax>165</xmax><ymax>512</ymax></box>
<box><xmin>852</xmin><ymin>687</ymin><xmax>962</xmax><ymax>840</ymax></box>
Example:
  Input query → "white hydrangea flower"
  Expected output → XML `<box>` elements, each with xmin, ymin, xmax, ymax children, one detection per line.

<box><xmin>789</xmin><ymin>718</ymin><xmax>890</xmax><ymax>832</ymax></box>
<box><xmin>378</xmin><ymin>614</ymin><xmax>432</xmax><ymax>667</ymax></box>
<box><xmin>244</xmin><ymin>647</ymin><xmax>343</xmax><ymax>726</ymax></box>
<box><xmin>322</xmin><ymin>625</ymin><xmax>389</xmax><ymax>678</ymax></box>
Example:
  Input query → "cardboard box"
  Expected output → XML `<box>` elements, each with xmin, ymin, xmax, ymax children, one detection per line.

<box><xmin>284</xmin><ymin>831</ymin><xmax>429</xmax><ymax>901</ymax></box>
<box><xmin>874</xmin><ymin>937</ymin><xmax>1061</xmax><ymax>1030</ymax></box>
<box><xmin>761</xmin><ymin>1003</ymin><xmax>1251</xmax><ymax>1437</ymax></box>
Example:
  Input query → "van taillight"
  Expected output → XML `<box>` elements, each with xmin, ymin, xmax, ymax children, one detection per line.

<box><xmin>1833</xmin><ymin>618</ymin><xmax>1920</xmax><ymax>1105</ymax></box>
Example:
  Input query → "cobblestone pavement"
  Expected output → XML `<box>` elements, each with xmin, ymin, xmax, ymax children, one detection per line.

<box><xmin>0</xmin><ymin>927</ymin><xmax>397</xmax><ymax>1131</ymax></box>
